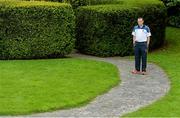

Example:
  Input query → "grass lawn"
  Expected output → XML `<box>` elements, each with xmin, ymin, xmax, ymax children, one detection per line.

<box><xmin>0</xmin><ymin>58</ymin><xmax>119</xmax><ymax>115</ymax></box>
<box><xmin>123</xmin><ymin>27</ymin><xmax>180</xmax><ymax>117</ymax></box>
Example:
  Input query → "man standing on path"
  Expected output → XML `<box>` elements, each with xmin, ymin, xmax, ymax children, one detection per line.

<box><xmin>131</xmin><ymin>17</ymin><xmax>151</xmax><ymax>75</ymax></box>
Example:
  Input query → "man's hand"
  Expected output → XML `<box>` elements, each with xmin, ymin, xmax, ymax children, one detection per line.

<box><xmin>147</xmin><ymin>43</ymin><xmax>149</xmax><ymax>49</ymax></box>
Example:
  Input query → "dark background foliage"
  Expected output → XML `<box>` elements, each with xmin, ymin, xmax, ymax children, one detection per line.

<box><xmin>161</xmin><ymin>0</ymin><xmax>180</xmax><ymax>27</ymax></box>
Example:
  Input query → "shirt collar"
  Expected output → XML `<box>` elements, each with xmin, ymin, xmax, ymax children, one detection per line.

<box><xmin>138</xmin><ymin>25</ymin><xmax>144</xmax><ymax>28</ymax></box>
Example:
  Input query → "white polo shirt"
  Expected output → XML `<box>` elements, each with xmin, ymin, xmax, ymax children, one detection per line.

<box><xmin>132</xmin><ymin>25</ymin><xmax>151</xmax><ymax>42</ymax></box>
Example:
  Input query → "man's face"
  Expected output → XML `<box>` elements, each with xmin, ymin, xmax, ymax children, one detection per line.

<box><xmin>137</xmin><ymin>18</ymin><xmax>144</xmax><ymax>26</ymax></box>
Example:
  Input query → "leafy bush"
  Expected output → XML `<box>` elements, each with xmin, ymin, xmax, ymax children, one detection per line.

<box><xmin>63</xmin><ymin>0</ymin><xmax>87</xmax><ymax>8</ymax></box>
<box><xmin>29</xmin><ymin>0</ymin><xmax>123</xmax><ymax>8</ymax></box>
<box><xmin>0</xmin><ymin>0</ymin><xmax>75</xmax><ymax>59</ymax></box>
<box><xmin>63</xmin><ymin>0</ymin><xmax>121</xmax><ymax>8</ymax></box>
<box><xmin>24</xmin><ymin>0</ymin><xmax>85</xmax><ymax>8</ymax></box>
<box><xmin>161</xmin><ymin>0</ymin><xmax>180</xmax><ymax>27</ymax></box>
<box><xmin>161</xmin><ymin>0</ymin><xmax>180</xmax><ymax>7</ymax></box>
<box><xmin>169</xmin><ymin>14</ymin><xmax>180</xmax><ymax>27</ymax></box>
<box><xmin>88</xmin><ymin>0</ymin><xmax>123</xmax><ymax>5</ymax></box>
<box><xmin>76</xmin><ymin>0</ymin><xmax>167</xmax><ymax>57</ymax></box>
<box><xmin>23</xmin><ymin>0</ymin><xmax>64</xmax><ymax>2</ymax></box>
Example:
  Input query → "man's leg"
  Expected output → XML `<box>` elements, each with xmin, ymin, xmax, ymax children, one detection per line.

<box><xmin>141</xmin><ymin>43</ymin><xmax>147</xmax><ymax>72</ymax></box>
<box><xmin>134</xmin><ymin>43</ymin><xmax>141</xmax><ymax>71</ymax></box>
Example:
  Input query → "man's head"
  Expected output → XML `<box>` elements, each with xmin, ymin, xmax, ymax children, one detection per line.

<box><xmin>137</xmin><ymin>17</ymin><xmax>144</xmax><ymax>26</ymax></box>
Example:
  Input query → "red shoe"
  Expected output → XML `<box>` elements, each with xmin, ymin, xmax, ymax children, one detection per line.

<box><xmin>131</xmin><ymin>70</ymin><xmax>141</xmax><ymax>74</ymax></box>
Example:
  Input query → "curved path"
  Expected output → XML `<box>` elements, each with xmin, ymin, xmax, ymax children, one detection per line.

<box><xmin>28</xmin><ymin>52</ymin><xmax>170</xmax><ymax>117</ymax></box>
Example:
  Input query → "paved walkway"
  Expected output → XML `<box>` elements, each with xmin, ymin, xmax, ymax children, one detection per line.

<box><xmin>27</xmin><ymin>52</ymin><xmax>170</xmax><ymax>117</ymax></box>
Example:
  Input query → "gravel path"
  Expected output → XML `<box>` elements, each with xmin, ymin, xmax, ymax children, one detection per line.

<box><xmin>26</xmin><ymin>52</ymin><xmax>170</xmax><ymax>117</ymax></box>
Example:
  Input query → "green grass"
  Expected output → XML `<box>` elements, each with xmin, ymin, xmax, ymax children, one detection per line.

<box><xmin>123</xmin><ymin>27</ymin><xmax>180</xmax><ymax>117</ymax></box>
<box><xmin>0</xmin><ymin>58</ymin><xmax>119</xmax><ymax>115</ymax></box>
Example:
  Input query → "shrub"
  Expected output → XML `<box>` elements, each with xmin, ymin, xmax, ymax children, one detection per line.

<box><xmin>169</xmin><ymin>14</ymin><xmax>180</xmax><ymax>27</ymax></box>
<box><xmin>64</xmin><ymin>0</ymin><xmax>88</xmax><ymax>9</ymax></box>
<box><xmin>161</xmin><ymin>0</ymin><xmax>180</xmax><ymax>28</ymax></box>
<box><xmin>31</xmin><ymin>0</ymin><xmax>123</xmax><ymax>8</ymax></box>
<box><xmin>90</xmin><ymin>0</ymin><xmax>123</xmax><ymax>5</ymax></box>
<box><xmin>24</xmin><ymin>0</ymin><xmax>84</xmax><ymax>8</ymax></box>
<box><xmin>76</xmin><ymin>0</ymin><xmax>167</xmax><ymax>57</ymax></box>
<box><xmin>0</xmin><ymin>0</ymin><xmax>75</xmax><ymax>59</ymax></box>
<box><xmin>23</xmin><ymin>0</ymin><xmax>87</xmax><ymax>8</ymax></box>
<box><xmin>69</xmin><ymin>0</ymin><xmax>124</xmax><ymax>8</ymax></box>
<box><xmin>161</xmin><ymin>0</ymin><xmax>179</xmax><ymax>7</ymax></box>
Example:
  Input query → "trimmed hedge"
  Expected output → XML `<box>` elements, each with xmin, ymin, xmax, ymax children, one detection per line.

<box><xmin>0</xmin><ymin>0</ymin><xmax>75</xmax><ymax>59</ymax></box>
<box><xmin>161</xmin><ymin>0</ymin><xmax>180</xmax><ymax>28</ymax></box>
<box><xmin>64</xmin><ymin>0</ymin><xmax>87</xmax><ymax>9</ymax></box>
<box><xmin>169</xmin><ymin>14</ymin><xmax>180</xmax><ymax>27</ymax></box>
<box><xmin>76</xmin><ymin>0</ymin><xmax>167</xmax><ymax>57</ymax></box>
<box><xmin>30</xmin><ymin>0</ymin><xmax>123</xmax><ymax>8</ymax></box>
<box><xmin>64</xmin><ymin>0</ymin><xmax>123</xmax><ymax>8</ymax></box>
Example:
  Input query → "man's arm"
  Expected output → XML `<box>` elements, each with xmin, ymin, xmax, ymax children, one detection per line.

<box><xmin>146</xmin><ymin>26</ymin><xmax>151</xmax><ymax>48</ymax></box>
<box><xmin>133</xmin><ymin>36</ymin><xmax>136</xmax><ymax>46</ymax></box>
<box><xmin>147</xmin><ymin>36</ymin><xmax>150</xmax><ymax>48</ymax></box>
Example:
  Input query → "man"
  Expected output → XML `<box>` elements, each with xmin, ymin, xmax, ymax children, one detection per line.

<box><xmin>131</xmin><ymin>17</ymin><xmax>151</xmax><ymax>75</ymax></box>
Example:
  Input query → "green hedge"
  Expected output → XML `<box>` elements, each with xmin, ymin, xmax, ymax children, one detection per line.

<box><xmin>64</xmin><ymin>0</ymin><xmax>87</xmax><ymax>9</ymax></box>
<box><xmin>28</xmin><ymin>0</ymin><xmax>123</xmax><ymax>8</ymax></box>
<box><xmin>161</xmin><ymin>0</ymin><xmax>180</xmax><ymax>28</ymax></box>
<box><xmin>0</xmin><ymin>0</ymin><xmax>75</xmax><ymax>59</ymax></box>
<box><xmin>64</xmin><ymin>0</ymin><xmax>123</xmax><ymax>8</ymax></box>
<box><xmin>169</xmin><ymin>15</ymin><xmax>180</xmax><ymax>27</ymax></box>
<box><xmin>76</xmin><ymin>0</ymin><xmax>167</xmax><ymax>57</ymax></box>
